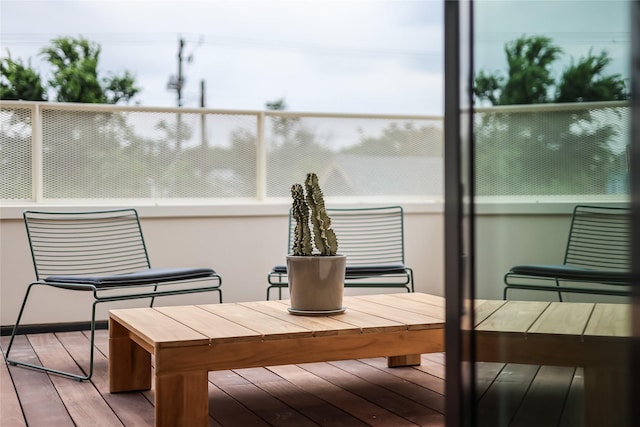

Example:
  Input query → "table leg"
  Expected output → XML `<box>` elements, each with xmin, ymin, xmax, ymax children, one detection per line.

<box><xmin>155</xmin><ymin>370</ymin><xmax>209</xmax><ymax>427</ymax></box>
<box><xmin>387</xmin><ymin>354</ymin><xmax>421</xmax><ymax>367</ymax></box>
<box><xmin>109</xmin><ymin>318</ymin><xmax>151</xmax><ymax>392</ymax></box>
<box><xmin>583</xmin><ymin>365</ymin><xmax>630</xmax><ymax>427</ymax></box>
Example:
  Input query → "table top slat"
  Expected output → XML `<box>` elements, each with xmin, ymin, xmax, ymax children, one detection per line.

<box><xmin>109</xmin><ymin>308</ymin><xmax>209</xmax><ymax>348</ymax></box>
<box><xmin>475</xmin><ymin>301</ymin><xmax>550</xmax><ymax>333</ymax></box>
<box><xmin>528</xmin><ymin>302</ymin><xmax>594</xmax><ymax>336</ymax></box>
<box><xmin>238</xmin><ymin>301</ymin><xmax>362</xmax><ymax>337</ymax></box>
<box><xmin>356</xmin><ymin>293</ymin><xmax>445</xmax><ymax>321</ymax></box>
<box><xmin>584</xmin><ymin>303</ymin><xmax>631</xmax><ymax>339</ymax></box>
<box><xmin>154</xmin><ymin>306</ymin><xmax>262</xmax><ymax>343</ymax></box>
<box><xmin>271</xmin><ymin>298</ymin><xmax>410</xmax><ymax>332</ymax></box>
<box><xmin>390</xmin><ymin>292</ymin><xmax>446</xmax><ymax>308</ymax></box>
<box><xmin>345</xmin><ymin>296</ymin><xmax>444</xmax><ymax>330</ymax></box>
<box><xmin>474</xmin><ymin>300</ymin><xmax>507</xmax><ymax>326</ymax></box>
<box><xmin>198</xmin><ymin>303</ymin><xmax>314</xmax><ymax>340</ymax></box>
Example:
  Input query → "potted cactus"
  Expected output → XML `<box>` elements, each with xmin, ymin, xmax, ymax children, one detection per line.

<box><xmin>287</xmin><ymin>172</ymin><xmax>346</xmax><ymax>315</ymax></box>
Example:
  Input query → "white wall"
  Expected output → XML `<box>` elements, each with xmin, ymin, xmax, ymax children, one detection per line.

<box><xmin>3</xmin><ymin>202</ymin><xmax>626</xmax><ymax>327</ymax></box>
<box><xmin>0</xmin><ymin>205</ymin><xmax>445</xmax><ymax>326</ymax></box>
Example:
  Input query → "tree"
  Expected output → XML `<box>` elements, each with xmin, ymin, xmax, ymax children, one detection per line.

<box><xmin>1</xmin><ymin>36</ymin><xmax>140</xmax><ymax>104</ymax></box>
<box><xmin>473</xmin><ymin>35</ymin><xmax>629</xmax><ymax>196</ymax></box>
<box><xmin>0</xmin><ymin>53</ymin><xmax>47</xmax><ymax>101</ymax></box>
<box><xmin>556</xmin><ymin>50</ymin><xmax>629</xmax><ymax>103</ymax></box>
<box><xmin>474</xmin><ymin>35</ymin><xmax>629</xmax><ymax>105</ymax></box>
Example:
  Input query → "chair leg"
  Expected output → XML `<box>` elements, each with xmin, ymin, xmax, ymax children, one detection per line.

<box><xmin>4</xmin><ymin>282</ymin><xmax>37</xmax><ymax>364</ymax></box>
<box><xmin>555</xmin><ymin>280</ymin><xmax>564</xmax><ymax>302</ymax></box>
<box><xmin>4</xmin><ymin>283</ymin><xmax>96</xmax><ymax>382</ymax></box>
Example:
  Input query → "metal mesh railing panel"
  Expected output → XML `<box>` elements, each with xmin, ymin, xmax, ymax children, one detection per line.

<box><xmin>0</xmin><ymin>107</ymin><xmax>32</xmax><ymax>200</ymax></box>
<box><xmin>40</xmin><ymin>109</ymin><xmax>257</xmax><ymax>199</ymax></box>
<box><xmin>264</xmin><ymin>114</ymin><xmax>443</xmax><ymax>198</ymax></box>
<box><xmin>475</xmin><ymin>104</ymin><xmax>630</xmax><ymax>196</ymax></box>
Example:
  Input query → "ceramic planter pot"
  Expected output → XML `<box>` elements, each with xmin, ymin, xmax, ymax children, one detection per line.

<box><xmin>286</xmin><ymin>254</ymin><xmax>346</xmax><ymax>314</ymax></box>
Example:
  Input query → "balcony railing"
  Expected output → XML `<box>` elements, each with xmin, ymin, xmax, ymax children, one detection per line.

<box><xmin>0</xmin><ymin>100</ymin><xmax>629</xmax><ymax>205</ymax></box>
<box><xmin>0</xmin><ymin>101</ymin><xmax>443</xmax><ymax>203</ymax></box>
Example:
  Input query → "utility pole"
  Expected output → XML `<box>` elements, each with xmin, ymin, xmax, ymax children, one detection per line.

<box><xmin>167</xmin><ymin>37</ymin><xmax>186</xmax><ymax>107</ymax></box>
<box><xmin>200</xmin><ymin>79</ymin><xmax>207</xmax><ymax>149</ymax></box>
<box><xmin>166</xmin><ymin>37</ymin><xmax>186</xmax><ymax>150</ymax></box>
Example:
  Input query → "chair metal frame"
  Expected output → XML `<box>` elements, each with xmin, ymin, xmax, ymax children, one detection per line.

<box><xmin>267</xmin><ymin>205</ymin><xmax>414</xmax><ymax>300</ymax></box>
<box><xmin>503</xmin><ymin>205</ymin><xmax>631</xmax><ymax>301</ymax></box>
<box><xmin>4</xmin><ymin>208</ymin><xmax>222</xmax><ymax>381</ymax></box>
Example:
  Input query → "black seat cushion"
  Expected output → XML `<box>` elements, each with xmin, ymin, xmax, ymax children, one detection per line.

<box><xmin>270</xmin><ymin>264</ymin><xmax>408</xmax><ymax>277</ymax></box>
<box><xmin>44</xmin><ymin>267</ymin><xmax>217</xmax><ymax>289</ymax></box>
<box><xmin>508</xmin><ymin>264</ymin><xmax>631</xmax><ymax>284</ymax></box>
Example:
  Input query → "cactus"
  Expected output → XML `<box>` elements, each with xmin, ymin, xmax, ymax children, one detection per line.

<box><xmin>290</xmin><ymin>173</ymin><xmax>338</xmax><ymax>256</ymax></box>
<box><xmin>290</xmin><ymin>183</ymin><xmax>313</xmax><ymax>256</ymax></box>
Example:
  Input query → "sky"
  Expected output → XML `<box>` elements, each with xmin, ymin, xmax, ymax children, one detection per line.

<box><xmin>0</xmin><ymin>0</ymin><xmax>444</xmax><ymax>114</ymax></box>
<box><xmin>0</xmin><ymin>1</ymin><xmax>631</xmax><ymax>115</ymax></box>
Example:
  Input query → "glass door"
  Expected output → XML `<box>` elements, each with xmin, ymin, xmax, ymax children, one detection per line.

<box><xmin>472</xmin><ymin>1</ymin><xmax>633</xmax><ymax>426</ymax></box>
<box><xmin>445</xmin><ymin>1</ymin><xmax>638</xmax><ymax>425</ymax></box>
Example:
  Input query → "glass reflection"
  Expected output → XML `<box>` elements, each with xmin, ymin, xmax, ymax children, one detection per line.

<box><xmin>472</xmin><ymin>1</ymin><xmax>631</xmax><ymax>425</ymax></box>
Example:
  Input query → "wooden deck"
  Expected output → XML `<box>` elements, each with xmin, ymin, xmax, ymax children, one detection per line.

<box><xmin>2</xmin><ymin>330</ymin><xmax>583</xmax><ymax>426</ymax></box>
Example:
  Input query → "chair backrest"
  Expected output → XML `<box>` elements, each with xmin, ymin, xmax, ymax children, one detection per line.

<box><xmin>287</xmin><ymin>206</ymin><xmax>406</xmax><ymax>266</ymax></box>
<box><xmin>564</xmin><ymin>205</ymin><xmax>631</xmax><ymax>271</ymax></box>
<box><xmin>24</xmin><ymin>209</ymin><xmax>152</xmax><ymax>280</ymax></box>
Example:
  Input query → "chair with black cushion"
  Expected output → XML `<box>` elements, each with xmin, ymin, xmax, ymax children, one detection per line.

<box><xmin>267</xmin><ymin>205</ymin><xmax>414</xmax><ymax>300</ymax></box>
<box><xmin>4</xmin><ymin>208</ymin><xmax>222</xmax><ymax>381</ymax></box>
<box><xmin>503</xmin><ymin>205</ymin><xmax>631</xmax><ymax>301</ymax></box>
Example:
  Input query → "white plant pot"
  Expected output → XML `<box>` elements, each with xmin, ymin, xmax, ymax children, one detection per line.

<box><xmin>286</xmin><ymin>254</ymin><xmax>346</xmax><ymax>314</ymax></box>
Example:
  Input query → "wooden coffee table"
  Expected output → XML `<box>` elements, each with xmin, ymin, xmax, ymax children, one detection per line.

<box><xmin>109</xmin><ymin>292</ymin><xmax>445</xmax><ymax>427</ymax></box>
<box><xmin>474</xmin><ymin>300</ymin><xmax>631</xmax><ymax>427</ymax></box>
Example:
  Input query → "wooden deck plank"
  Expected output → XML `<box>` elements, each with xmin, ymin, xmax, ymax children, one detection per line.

<box><xmin>208</xmin><ymin>369</ymin><xmax>317</xmax><ymax>426</ymax></box>
<box><xmin>27</xmin><ymin>333</ymin><xmax>124</xmax><ymax>426</ymax></box>
<box><xmin>329</xmin><ymin>359</ymin><xmax>445</xmax><ymax>413</ymax></box>
<box><xmin>206</xmin><ymin>380</ymin><xmax>269</xmax><ymax>426</ymax></box>
<box><xmin>558</xmin><ymin>368</ymin><xmax>585</xmax><ymax>427</ymax></box>
<box><xmin>3</xmin><ymin>328</ymin><xmax>589</xmax><ymax>427</ymax></box>
<box><xmin>56</xmin><ymin>331</ymin><xmax>155</xmax><ymax>426</ymax></box>
<box><xmin>300</xmin><ymin>361</ymin><xmax>444</xmax><ymax>426</ymax></box>
<box><xmin>361</xmin><ymin>357</ymin><xmax>445</xmax><ymax>395</ymax></box>
<box><xmin>236</xmin><ymin>366</ymin><xmax>370</xmax><ymax>426</ymax></box>
<box><xmin>475</xmin><ymin>362</ymin><xmax>505</xmax><ymax>398</ymax></box>
<box><xmin>0</xmin><ymin>340</ymin><xmax>27</xmax><ymax>427</ymax></box>
<box><xmin>1</xmin><ymin>335</ymin><xmax>75</xmax><ymax>426</ymax></box>
<box><xmin>267</xmin><ymin>363</ymin><xmax>418</xmax><ymax>426</ymax></box>
<box><xmin>508</xmin><ymin>365</ymin><xmax>576</xmax><ymax>427</ymax></box>
<box><xmin>476</xmin><ymin>363</ymin><xmax>540</xmax><ymax>427</ymax></box>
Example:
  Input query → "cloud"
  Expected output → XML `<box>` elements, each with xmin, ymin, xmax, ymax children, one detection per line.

<box><xmin>2</xmin><ymin>1</ymin><xmax>444</xmax><ymax>113</ymax></box>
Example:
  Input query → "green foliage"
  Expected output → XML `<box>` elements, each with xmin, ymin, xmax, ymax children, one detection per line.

<box><xmin>556</xmin><ymin>51</ymin><xmax>629</xmax><ymax>103</ymax></box>
<box><xmin>290</xmin><ymin>173</ymin><xmax>338</xmax><ymax>256</ymax></box>
<box><xmin>501</xmin><ymin>36</ymin><xmax>563</xmax><ymax>105</ymax></box>
<box><xmin>1</xmin><ymin>36</ymin><xmax>139</xmax><ymax>104</ymax></box>
<box><xmin>0</xmin><ymin>54</ymin><xmax>47</xmax><ymax>101</ymax></box>
<box><xmin>473</xmin><ymin>35</ymin><xmax>629</xmax><ymax>197</ymax></box>
<box><xmin>474</xmin><ymin>35</ymin><xmax>629</xmax><ymax>105</ymax></box>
